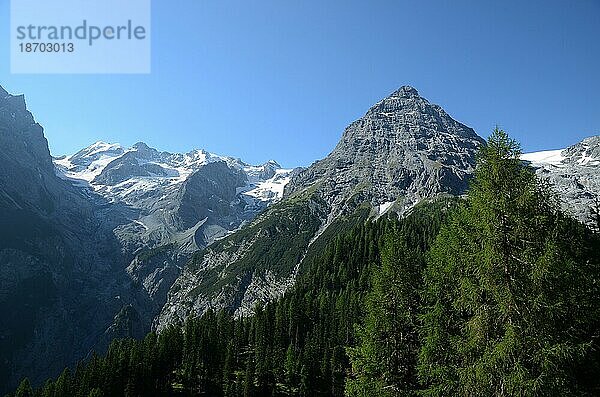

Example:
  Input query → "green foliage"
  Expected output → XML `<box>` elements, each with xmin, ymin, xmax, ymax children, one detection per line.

<box><xmin>187</xmin><ymin>196</ymin><xmax>327</xmax><ymax>298</ymax></box>
<box><xmin>15</xmin><ymin>378</ymin><xmax>33</xmax><ymax>397</ymax></box>
<box><xmin>347</xmin><ymin>235</ymin><xmax>421</xmax><ymax>396</ymax></box>
<box><xmin>87</xmin><ymin>388</ymin><xmax>103</xmax><ymax>397</ymax></box>
<box><xmin>18</xmin><ymin>200</ymin><xmax>447</xmax><ymax>397</ymax></box>
<box><xmin>346</xmin><ymin>199</ymin><xmax>452</xmax><ymax>397</ymax></box>
<box><xmin>418</xmin><ymin>129</ymin><xmax>600</xmax><ymax>396</ymax></box>
<box><xmin>10</xmin><ymin>130</ymin><xmax>600</xmax><ymax>397</ymax></box>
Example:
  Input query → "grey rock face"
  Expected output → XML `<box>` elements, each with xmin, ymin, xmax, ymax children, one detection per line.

<box><xmin>126</xmin><ymin>245</ymin><xmax>186</xmax><ymax>306</ymax></box>
<box><xmin>93</xmin><ymin>152</ymin><xmax>173</xmax><ymax>186</ymax></box>
<box><xmin>0</xmin><ymin>90</ymin><xmax>57</xmax><ymax>213</ymax></box>
<box><xmin>157</xmin><ymin>86</ymin><xmax>485</xmax><ymax>330</ymax></box>
<box><xmin>156</xmin><ymin>195</ymin><xmax>329</xmax><ymax>331</ymax></box>
<box><xmin>175</xmin><ymin>161</ymin><xmax>248</xmax><ymax>230</ymax></box>
<box><xmin>0</xmin><ymin>86</ymin><xmax>292</xmax><ymax>392</ymax></box>
<box><xmin>285</xmin><ymin>86</ymin><xmax>485</xmax><ymax>218</ymax></box>
<box><xmin>55</xmin><ymin>140</ymin><xmax>294</xmax><ymax>310</ymax></box>
<box><xmin>522</xmin><ymin>136</ymin><xmax>600</xmax><ymax>226</ymax></box>
<box><xmin>0</xmin><ymin>87</ymin><xmax>129</xmax><ymax>393</ymax></box>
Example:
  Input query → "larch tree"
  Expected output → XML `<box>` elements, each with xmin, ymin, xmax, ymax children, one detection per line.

<box><xmin>419</xmin><ymin>128</ymin><xmax>600</xmax><ymax>396</ymax></box>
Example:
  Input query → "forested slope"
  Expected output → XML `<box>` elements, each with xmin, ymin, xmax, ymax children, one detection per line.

<box><xmin>8</xmin><ymin>130</ymin><xmax>600</xmax><ymax>397</ymax></box>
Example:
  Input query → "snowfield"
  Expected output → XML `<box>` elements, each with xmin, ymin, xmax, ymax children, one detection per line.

<box><xmin>54</xmin><ymin>141</ymin><xmax>294</xmax><ymax>205</ymax></box>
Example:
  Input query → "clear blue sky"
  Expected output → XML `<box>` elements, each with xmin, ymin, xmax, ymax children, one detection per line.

<box><xmin>0</xmin><ymin>0</ymin><xmax>599</xmax><ymax>167</ymax></box>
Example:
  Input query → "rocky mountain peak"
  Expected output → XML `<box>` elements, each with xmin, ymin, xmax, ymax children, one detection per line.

<box><xmin>582</xmin><ymin>135</ymin><xmax>600</xmax><ymax>146</ymax></box>
<box><xmin>563</xmin><ymin>135</ymin><xmax>600</xmax><ymax>165</ymax></box>
<box><xmin>264</xmin><ymin>159</ymin><xmax>281</xmax><ymax>168</ymax></box>
<box><xmin>157</xmin><ymin>86</ymin><xmax>486</xmax><ymax>329</ymax></box>
<box><xmin>1</xmin><ymin>91</ymin><xmax>29</xmax><ymax>116</ymax></box>
<box><xmin>391</xmin><ymin>85</ymin><xmax>419</xmax><ymax>97</ymax></box>
<box><xmin>285</xmin><ymin>86</ymin><xmax>484</xmax><ymax>217</ymax></box>
<box><xmin>132</xmin><ymin>141</ymin><xmax>153</xmax><ymax>152</ymax></box>
<box><xmin>359</xmin><ymin>86</ymin><xmax>479</xmax><ymax>140</ymax></box>
<box><xmin>68</xmin><ymin>141</ymin><xmax>124</xmax><ymax>166</ymax></box>
<box><xmin>0</xmin><ymin>87</ymin><xmax>57</xmax><ymax>212</ymax></box>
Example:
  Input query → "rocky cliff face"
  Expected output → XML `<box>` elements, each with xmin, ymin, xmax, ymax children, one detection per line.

<box><xmin>522</xmin><ymin>136</ymin><xmax>600</xmax><ymax>226</ymax></box>
<box><xmin>285</xmin><ymin>86</ymin><xmax>484</xmax><ymax>218</ymax></box>
<box><xmin>0</xmin><ymin>87</ymin><xmax>130</xmax><ymax>392</ymax></box>
<box><xmin>0</xmin><ymin>86</ymin><xmax>293</xmax><ymax>392</ymax></box>
<box><xmin>156</xmin><ymin>86</ymin><xmax>485</xmax><ymax>329</ymax></box>
<box><xmin>55</xmin><ymin>140</ymin><xmax>296</xmax><ymax>316</ymax></box>
<box><xmin>0</xmin><ymin>86</ymin><xmax>61</xmax><ymax>213</ymax></box>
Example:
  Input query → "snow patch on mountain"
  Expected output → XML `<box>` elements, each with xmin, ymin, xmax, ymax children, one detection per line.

<box><xmin>522</xmin><ymin>137</ymin><xmax>600</xmax><ymax>167</ymax></box>
<box><xmin>242</xmin><ymin>169</ymin><xmax>292</xmax><ymax>201</ymax></box>
<box><xmin>378</xmin><ymin>201</ymin><xmax>395</xmax><ymax>215</ymax></box>
<box><xmin>522</xmin><ymin>136</ymin><xmax>600</xmax><ymax>225</ymax></box>
<box><xmin>54</xmin><ymin>142</ymin><xmax>293</xmax><ymax>205</ymax></box>
<box><xmin>521</xmin><ymin>149</ymin><xmax>565</xmax><ymax>166</ymax></box>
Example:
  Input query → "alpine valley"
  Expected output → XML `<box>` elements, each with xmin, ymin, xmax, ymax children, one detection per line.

<box><xmin>1</xmin><ymin>84</ymin><xmax>599</xmax><ymax>396</ymax></box>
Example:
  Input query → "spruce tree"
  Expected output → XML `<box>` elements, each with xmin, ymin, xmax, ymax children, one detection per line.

<box><xmin>346</xmin><ymin>233</ymin><xmax>421</xmax><ymax>396</ymax></box>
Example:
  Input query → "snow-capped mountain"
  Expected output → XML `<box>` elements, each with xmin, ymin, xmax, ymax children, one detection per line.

<box><xmin>55</xmin><ymin>141</ymin><xmax>293</xmax><ymax>207</ymax></box>
<box><xmin>3</xmin><ymin>82</ymin><xmax>597</xmax><ymax>393</ymax></box>
<box><xmin>54</xmin><ymin>141</ymin><xmax>296</xmax><ymax>252</ymax></box>
<box><xmin>522</xmin><ymin>136</ymin><xmax>600</xmax><ymax>225</ymax></box>
<box><xmin>53</xmin><ymin>141</ymin><xmax>298</xmax><ymax>328</ymax></box>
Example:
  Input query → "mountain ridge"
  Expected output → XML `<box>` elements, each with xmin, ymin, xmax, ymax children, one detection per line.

<box><xmin>54</xmin><ymin>140</ymin><xmax>297</xmax><ymax>252</ymax></box>
<box><xmin>1</xmin><ymin>83</ymin><xmax>599</xmax><ymax>392</ymax></box>
<box><xmin>0</xmin><ymin>85</ymin><xmax>298</xmax><ymax>392</ymax></box>
<box><xmin>157</xmin><ymin>87</ymin><xmax>600</xmax><ymax>331</ymax></box>
<box><xmin>157</xmin><ymin>85</ymin><xmax>486</xmax><ymax>329</ymax></box>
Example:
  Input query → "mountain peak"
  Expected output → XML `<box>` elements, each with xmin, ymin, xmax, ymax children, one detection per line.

<box><xmin>0</xmin><ymin>85</ymin><xmax>8</xmax><ymax>97</ymax></box>
<box><xmin>358</xmin><ymin>86</ymin><xmax>480</xmax><ymax>142</ymax></box>
<box><xmin>285</xmin><ymin>86</ymin><xmax>485</xmax><ymax>213</ymax></box>
<box><xmin>90</xmin><ymin>140</ymin><xmax>114</xmax><ymax>148</ymax></box>
<box><xmin>580</xmin><ymin>135</ymin><xmax>600</xmax><ymax>146</ymax></box>
<box><xmin>391</xmin><ymin>85</ymin><xmax>419</xmax><ymax>97</ymax></box>
<box><xmin>89</xmin><ymin>141</ymin><xmax>123</xmax><ymax>152</ymax></box>
<box><xmin>132</xmin><ymin>141</ymin><xmax>151</xmax><ymax>151</ymax></box>
<box><xmin>364</xmin><ymin>86</ymin><xmax>427</xmax><ymax>117</ymax></box>
<box><xmin>264</xmin><ymin>159</ymin><xmax>281</xmax><ymax>168</ymax></box>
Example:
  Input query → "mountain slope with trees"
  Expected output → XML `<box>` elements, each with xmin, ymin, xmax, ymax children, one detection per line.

<box><xmin>9</xmin><ymin>129</ymin><xmax>598</xmax><ymax>397</ymax></box>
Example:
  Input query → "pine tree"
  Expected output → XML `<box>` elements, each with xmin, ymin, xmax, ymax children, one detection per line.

<box><xmin>243</xmin><ymin>357</ymin><xmax>255</xmax><ymax>397</ymax></box>
<box><xmin>284</xmin><ymin>343</ymin><xmax>298</xmax><ymax>387</ymax></box>
<box><xmin>54</xmin><ymin>368</ymin><xmax>73</xmax><ymax>397</ymax></box>
<box><xmin>87</xmin><ymin>387</ymin><xmax>104</xmax><ymax>397</ymax></box>
<box><xmin>419</xmin><ymin>128</ymin><xmax>600</xmax><ymax>396</ymax></box>
<box><xmin>15</xmin><ymin>378</ymin><xmax>33</xmax><ymax>397</ymax></box>
<box><xmin>346</xmin><ymin>233</ymin><xmax>421</xmax><ymax>396</ymax></box>
<box><xmin>330</xmin><ymin>345</ymin><xmax>347</xmax><ymax>397</ymax></box>
<box><xmin>223</xmin><ymin>341</ymin><xmax>236</xmax><ymax>397</ymax></box>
